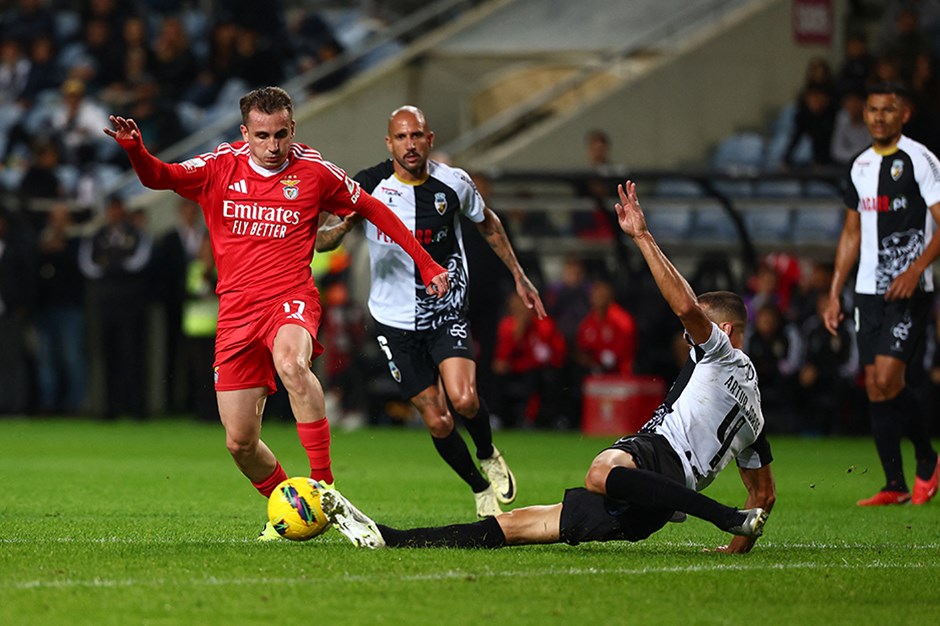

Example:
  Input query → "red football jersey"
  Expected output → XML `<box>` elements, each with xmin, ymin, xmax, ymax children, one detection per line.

<box><xmin>576</xmin><ymin>302</ymin><xmax>637</xmax><ymax>374</ymax></box>
<box><xmin>122</xmin><ymin>140</ymin><xmax>443</xmax><ymax>327</ymax></box>
<box><xmin>493</xmin><ymin>315</ymin><xmax>566</xmax><ymax>374</ymax></box>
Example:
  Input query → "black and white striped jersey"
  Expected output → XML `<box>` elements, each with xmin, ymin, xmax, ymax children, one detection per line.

<box><xmin>354</xmin><ymin>160</ymin><xmax>485</xmax><ymax>331</ymax></box>
<box><xmin>640</xmin><ymin>324</ymin><xmax>772</xmax><ymax>492</ymax></box>
<box><xmin>844</xmin><ymin>135</ymin><xmax>940</xmax><ymax>295</ymax></box>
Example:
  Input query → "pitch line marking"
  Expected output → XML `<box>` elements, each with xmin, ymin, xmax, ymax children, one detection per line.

<box><xmin>4</xmin><ymin>560</ymin><xmax>938</xmax><ymax>591</ymax></box>
<box><xmin>2</xmin><ymin>537</ymin><xmax>939</xmax><ymax>550</ymax></box>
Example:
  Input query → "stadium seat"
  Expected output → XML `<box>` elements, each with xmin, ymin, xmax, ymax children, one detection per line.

<box><xmin>754</xmin><ymin>179</ymin><xmax>802</xmax><ymax>198</ymax></box>
<box><xmin>743</xmin><ymin>206</ymin><xmax>794</xmax><ymax>243</ymax></box>
<box><xmin>792</xmin><ymin>206</ymin><xmax>844</xmax><ymax>244</ymax></box>
<box><xmin>770</xmin><ymin>102</ymin><xmax>796</xmax><ymax>138</ymax></box>
<box><xmin>711</xmin><ymin>132</ymin><xmax>765</xmax><ymax>172</ymax></box>
<box><xmin>805</xmin><ymin>180</ymin><xmax>840</xmax><ymax>198</ymax></box>
<box><xmin>653</xmin><ymin>177</ymin><xmax>703</xmax><ymax>197</ymax></box>
<box><xmin>712</xmin><ymin>179</ymin><xmax>753</xmax><ymax>198</ymax></box>
<box><xmin>691</xmin><ymin>202</ymin><xmax>737</xmax><ymax>242</ymax></box>
<box><xmin>644</xmin><ymin>202</ymin><xmax>693</xmax><ymax>240</ymax></box>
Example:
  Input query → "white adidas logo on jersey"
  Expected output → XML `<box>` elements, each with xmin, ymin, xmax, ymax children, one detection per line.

<box><xmin>227</xmin><ymin>179</ymin><xmax>248</xmax><ymax>194</ymax></box>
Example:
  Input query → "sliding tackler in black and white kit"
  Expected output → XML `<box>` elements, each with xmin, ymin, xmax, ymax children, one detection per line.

<box><xmin>559</xmin><ymin>324</ymin><xmax>773</xmax><ymax>544</ymax></box>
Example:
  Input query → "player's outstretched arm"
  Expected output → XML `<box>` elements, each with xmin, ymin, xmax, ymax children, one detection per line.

<box><xmin>476</xmin><ymin>207</ymin><xmax>546</xmax><ymax>319</ymax></box>
<box><xmin>316</xmin><ymin>214</ymin><xmax>364</xmax><ymax>252</ymax></box>
<box><xmin>712</xmin><ymin>465</ymin><xmax>776</xmax><ymax>554</ymax></box>
<box><xmin>824</xmin><ymin>209</ymin><xmax>860</xmax><ymax>335</ymax></box>
<box><xmin>615</xmin><ymin>180</ymin><xmax>711</xmax><ymax>344</ymax></box>
<box><xmin>103</xmin><ymin>115</ymin><xmax>204</xmax><ymax>191</ymax></box>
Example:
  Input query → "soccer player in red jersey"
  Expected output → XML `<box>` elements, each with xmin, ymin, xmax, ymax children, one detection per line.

<box><xmin>104</xmin><ymin>87</ymin><xmax>449</xmax><ymax>538</ymax></box>
<box><xmin>575</xmin><ymin>277</ymin><xmax>637</xmax><ymax>375</ymax></box>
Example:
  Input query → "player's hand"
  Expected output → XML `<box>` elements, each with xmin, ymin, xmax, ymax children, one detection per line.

<box><xmin>426</xmin><ymin>270</ymin><xmax>449</xmax><ymax>298</ymax></box>
<box><xmin>516</xmin><ymin>276</ymin><xmax>547</xmax><ymax>319</ymax></box>
<box><xmin>342</xmin><ymin>213</ymin><xmax>365</xmax><ymax>231</ymax></box>
<box><xmin>821</xmin><ymin>294</ymin><xmax>843</xmax><ymax>337</ymax></box>
<box><xmin>706</xmin><ymin>537</ymin><xmax>753</xmax><ymax>554</ymax></box>
<box><xmin>103</xmin><ymin>115</ymin><xmax>142</xmax><ymax>149</ymax></box>
<box><xmin>885</xmin><ymin>266</ymin><xmax>921</xmax><ymax>301</ymax></box>
<box><xmin>614</xmin><ymin>180</ymin><xmax>649</xmax><ymax>240</ymax></box>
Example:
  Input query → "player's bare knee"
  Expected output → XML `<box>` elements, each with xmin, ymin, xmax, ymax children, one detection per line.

<box><xmin>584</xmin><ymin>462</ymin><xmax>610</xmax><ymax>494</ymax></box>
<box><xmin>225</xmin><ymin>434</ymin><xmax>257</xmax><ymax>459</ymax></box>
<box><xmin>425</xmin><ymin>411</ymin><xmax>454</xmax><ymax>438</ymax></box>
<box><xmin>873</xmin><ymin>376</ymin><xmax>902</xmax><ymax>399</ymax></box>
<box><xmin>428</xmin><ymin>419</ymin><xmax>454</xmax><ymax>438</ymax></box>
<box><xmin>450</xmin><ymin>392</ymin><xmax>479</xmax><ymax>419</ymax></box>
<box><xmin>273</xmin><ymin>354</ymin><xmax>300</xmax><ymax>377</ymax></box>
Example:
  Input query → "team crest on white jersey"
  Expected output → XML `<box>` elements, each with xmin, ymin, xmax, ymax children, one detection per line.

<box><xmin>891</xmin><ymin>159</ymin><xmax>904</xmax><ymax>181</ymax></box>
<box><xmin>281</xmin><ymin>175</ymin><xmax>300</xmax><ymax>200</ymax></box>
<box><xmin>434</xmin><ymin>192</ymin><xmax>447</xmax><ymax>215</ymax></box>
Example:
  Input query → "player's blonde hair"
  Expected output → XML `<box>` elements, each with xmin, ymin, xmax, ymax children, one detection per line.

<box><xmin>240</xmin><ymin>86</ymin><xmax>294</xmax><ymax>125</ymax></box>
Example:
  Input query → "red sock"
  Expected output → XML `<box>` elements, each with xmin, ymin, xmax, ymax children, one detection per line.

<box><xmin>297</xmin><ymin>418</ymin><xmax>334</xmax><ymax>485</ymax></box>
<box><xmin>251</xmin><ymin>461</ymin><xmax>288</xmax><ymax>498</ymax></box>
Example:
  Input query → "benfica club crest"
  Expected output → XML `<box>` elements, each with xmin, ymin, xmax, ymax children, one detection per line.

<box><xmin>281</xmin><ymin>175</ymin><xmax>300</xmax><ymax>200</ymax></box>
<box><xmin>434</xmin><ymin>192</ymin><xmax>447</xmax><ymax>215</ymax></box>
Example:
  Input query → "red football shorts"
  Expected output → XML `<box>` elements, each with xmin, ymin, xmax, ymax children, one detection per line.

<box><xmin>213</xmin><ymin>290</ymin><xmax>324</xmax><ymax>394</ymax></box>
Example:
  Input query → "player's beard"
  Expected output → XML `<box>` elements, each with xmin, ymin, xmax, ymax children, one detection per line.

<box><xmin>397</xmin><ymin>152</ymin><xmax>427</xmax><ymax>179</ymax></box>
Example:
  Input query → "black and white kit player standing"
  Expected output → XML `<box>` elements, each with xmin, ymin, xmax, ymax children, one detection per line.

<box><xmin>317</xmin><ymin>106</ymin><xmax>546</xmax><ymax>518</ymax></box>
<box><xmin>320</xmin><ymin>181</ymin><xmax>776</xmax><ymax>554</ymax></box>
<box><xmin>824</xmin><ymin>82</ymin><xmax>940</xmax><ymax>506</ymax></box>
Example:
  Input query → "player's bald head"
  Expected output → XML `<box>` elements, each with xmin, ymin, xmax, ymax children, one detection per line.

<box><xmin>388</xmin><ymin>105</ymin><xmax>428</xmax><ymax>132</ymax></box>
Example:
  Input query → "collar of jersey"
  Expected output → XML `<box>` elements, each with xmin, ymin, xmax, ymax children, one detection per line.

<box><xmin>394</xmin><ymin>171</ymin><xmax>428</xmax><ymax>186</ymax></box>
<box><xmin>872</xmin><ymin>143</ymin><xmax>900</xmax><ymax>157</ymax></box>
<box><xmin>248</xmin><ymin>154</ymin><xmax>290</xmax><ymax>177</ymax></box>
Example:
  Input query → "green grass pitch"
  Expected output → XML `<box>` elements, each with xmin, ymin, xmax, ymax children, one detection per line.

<box><xmin>1</xmin><ymin>418</ymin><xmax>938</xmax><ymax>625</ymax></box>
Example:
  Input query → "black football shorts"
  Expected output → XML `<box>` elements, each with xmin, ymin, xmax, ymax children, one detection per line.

<box><xmin>854</xmin><ymin>292</ymin><xmax>930</xmax><ymax>366</ymax></box>
<box><xmin>373</xmin><ymin>317</ymin><xmax>476</xmax><ymax>399</ymax></box>
<box><xmin>559</xmin><ymin>434</ymin><xmax>685</xmax><ymax>545</ymax></box>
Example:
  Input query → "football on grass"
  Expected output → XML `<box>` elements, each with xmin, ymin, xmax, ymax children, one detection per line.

<box><xmin>267</xmin><ymin>477</ymin><xmax>330</xmax><ymax>541</ymax></box>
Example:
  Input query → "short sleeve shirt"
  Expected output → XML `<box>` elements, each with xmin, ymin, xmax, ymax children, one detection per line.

<box><xmin>640</xmin><ymin>324</ymin><xmax>772</xmax><ymax>491</ymax></box>
<box><xmin>844</xmin><ymin>135</ymin><xmax>940</xmax><ymax>294</ymax></box>
<box><xmin>354</xmin><ymin>160</ymin><xmax>485</xmax><ymax>331</ymax></box>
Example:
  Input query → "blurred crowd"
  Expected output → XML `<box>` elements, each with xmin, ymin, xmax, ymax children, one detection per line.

<box><xmin>777</xmin><ymin>2</ymin><xmax>940</xmax><ymax>169</ymax></box>
<box><xmin>0</xmin><ymin>0</ymin><xmax>406</xmax><ymax>219</ymax></box>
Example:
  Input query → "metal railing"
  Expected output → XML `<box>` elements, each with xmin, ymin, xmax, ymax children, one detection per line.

<box><xmin>437</xmin><ymin>0</ymin><xmax>751</xmax><ymax>160</ymax></box>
